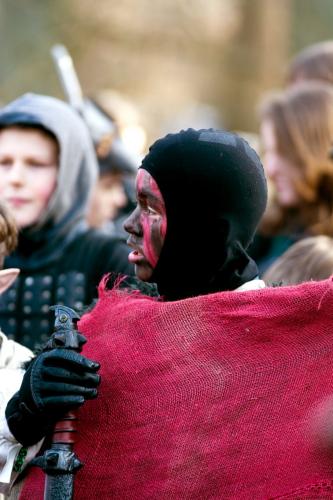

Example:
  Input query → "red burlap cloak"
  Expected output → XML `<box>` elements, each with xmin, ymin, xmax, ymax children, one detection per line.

<box><xmin>20</xmin><ymin>278</ymin><xmax>333</xmax><ymax>499</ymax></box>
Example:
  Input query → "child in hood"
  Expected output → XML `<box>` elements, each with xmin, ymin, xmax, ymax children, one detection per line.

<box><xmin>0</xmin><ymin>94</ymin><xmax>133</xmax><ymax>351</ymax></box>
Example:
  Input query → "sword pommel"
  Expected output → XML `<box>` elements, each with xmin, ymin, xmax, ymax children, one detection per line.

<box><xmin>44</xmin><ymin>305</ymin><xmax>81</xmax><ymax>350</ymax></box>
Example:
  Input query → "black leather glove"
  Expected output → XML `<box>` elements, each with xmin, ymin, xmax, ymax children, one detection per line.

<box><xmin>5</xmin><ymin>348</ymin><xmax>100</xmax><ymax>446</ymax></box>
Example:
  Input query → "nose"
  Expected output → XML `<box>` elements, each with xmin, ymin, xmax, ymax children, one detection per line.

<box><xmin>264</xmin><ymin>153</ymin><xmax>279</xmax><ymax>179</ymax></box>
<box><xmin>123</xmin><ymin>205</ymin><xmax>142</xmax><ymax>236</ymax></box>
<box><xmin>8</xmin><ymin>161</ymin><xmax>25</xmax><ymax>186</ymax></box>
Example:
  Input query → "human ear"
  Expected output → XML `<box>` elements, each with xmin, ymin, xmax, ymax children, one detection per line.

<box><xmin>0</xmin><ymin>268</ymin><xmax>19</xmax><ymax>294</ymax></box>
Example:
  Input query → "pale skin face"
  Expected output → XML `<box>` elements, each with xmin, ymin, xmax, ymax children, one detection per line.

<box><xmin>87</xmin><ymin>172</ymin><xmax>127</xmax><ymax>228</ymax></box>
<box><xmin>124</xmin><ymin>169</ymin><xmax>167</xmax><ymax>281</ymax></box>
<box><xmin>260</xmin><ymin>119</ymin><xmax>300</xmax><ymax>208</ymax></box>
<box><xmin>0</xmin><ymin>127</ymin><xmax>59</xmax><ymax>229</ymax></box>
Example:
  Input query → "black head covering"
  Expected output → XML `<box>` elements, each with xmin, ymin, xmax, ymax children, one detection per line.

<box><xmin>140</xmin><ymin>128</ymin><xmax>267</xmax><ymax>300</ymax></box>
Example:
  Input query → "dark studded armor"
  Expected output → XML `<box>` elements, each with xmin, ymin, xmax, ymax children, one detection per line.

<box><xmin>0</xmin><ymin>229</ymin><xmax>133</xmax><ymax>352</ymax></box>
<box><xmin>0</xmin><ymin>271</ymin><xmax>87</xmax><ymax>351</ymax></box>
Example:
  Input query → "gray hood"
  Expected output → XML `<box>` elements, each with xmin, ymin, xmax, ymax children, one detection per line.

<box><xmin>0</xmin><ymin>93</ymin><xmax>97</xmax><ymax>229</ymax></box>
<box><xmin>0</xmin><ymin>93</ymin><xmax>98</xmax><ymax>270</ymax></box>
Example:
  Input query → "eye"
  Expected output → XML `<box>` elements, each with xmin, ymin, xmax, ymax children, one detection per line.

<box><xmin>147</xmin><ymin>206</ymin><xmax>158</xmax><ymax>216</ymax></box>
<box><xmin>28</xmin><ymin>160</ymin><xmax>49</xmax><ymax>168</ymax></box>
<box><xmin>0</xmin><ymin>157</ymin><xmax>12</xmax><ymax>167</ymax></box>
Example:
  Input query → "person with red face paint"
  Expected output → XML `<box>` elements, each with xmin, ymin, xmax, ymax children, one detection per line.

<box><xmin>124</xmin><ymin>129</ymin><xmax>267</xmax><ymax>300</ymax></box>
<box><xmin>125</xmin><ymin>169</ymin><xmax>167</xmax><ymax>282</ymax></box>
<box><xmin>4</xmin><ymin>129</ymin><xmax>333</xmax><ymax>499</ymax></box>
<box><xmin>3</xmin><ymin>128</ymin><xmax>267</xmax><ymax>492</ymax></box>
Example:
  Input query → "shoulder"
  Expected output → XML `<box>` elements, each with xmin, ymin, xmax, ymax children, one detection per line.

<box><xmin>235</xmin><ymin>279</ymin><xmax>266</xmax><ymax>292</ymax></box>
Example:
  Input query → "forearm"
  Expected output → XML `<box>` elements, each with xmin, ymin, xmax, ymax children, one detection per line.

<box><xmin>0</xmin><ymin>368</ymin><xmax>43</xmax><ymax>493</ymax></box>
<box><xmin>0</xmin><ymin>431</ymin><xmax>43</xmax><ymax>494</ymax></box>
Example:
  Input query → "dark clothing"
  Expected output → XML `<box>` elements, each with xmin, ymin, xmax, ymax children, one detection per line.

<box><xmin>0</xmin><ymin>229</ymin><xmax>132</xmax><ymax>351</ymax></box>
<box><xmin>249</xmin><ymin>233</ymin><xmax>301</xmax><ymax>275</ymax></box>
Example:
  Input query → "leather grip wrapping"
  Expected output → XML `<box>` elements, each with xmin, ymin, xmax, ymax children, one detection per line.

<box><xmin>52</xmin><ymin>411</ymin><xmax>78</xmax><ymax>445</ymax></box>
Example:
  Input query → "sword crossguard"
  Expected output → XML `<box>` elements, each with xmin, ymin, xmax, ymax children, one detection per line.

<box><xmin>44</xmin><ymin>305</ymin><xmax>81</xmax><ymax>351</ymax></box>
<box><xmin>31</xmin><ymin>448</ymin><xmax>82</xmax><ymax>475</ymax></box>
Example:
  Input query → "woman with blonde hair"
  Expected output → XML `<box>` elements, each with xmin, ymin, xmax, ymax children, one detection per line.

<box><xmin>252</xmin><ymin>81</ymin><xmax>333</xmax><ymax>272</ymax></box>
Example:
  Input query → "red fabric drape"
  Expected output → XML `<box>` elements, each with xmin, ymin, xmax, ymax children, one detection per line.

<box><xmin>21</xmin><ymin>278</ymin><xmax>333</xmax><ymax>499</ymax></box>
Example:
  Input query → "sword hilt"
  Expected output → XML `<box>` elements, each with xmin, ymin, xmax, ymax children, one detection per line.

<box><xmin>46</xmin><ymin>305</ymin><xmax>82</xmax><ymax>447</ymax></box>
<box><xmin>31</xmin><ymin>305</ymin><xmax>84</xmax><ymax>499</ymax></box>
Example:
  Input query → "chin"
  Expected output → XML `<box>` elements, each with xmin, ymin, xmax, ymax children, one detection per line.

<box><xmin>13</xmin><ymin>210</ymin><xmax>41</xmax><ymax>229</ymax></box>
<box><xmin>134</xmin><ymin>264</ymin><xmax>153</xmax><ymax>282</ymax></box>
<box><xmin>16</xmin><ymin>220</ymin><xmax>35</xmax><ymax>229</ymax></box>
<box><xmin>277</xmin><ymin>194</ymin><xmax>299</xmax><ymax>208</ymax></box>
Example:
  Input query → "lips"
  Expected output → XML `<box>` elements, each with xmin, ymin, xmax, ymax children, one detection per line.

<box><xmin>7</xmin><ymin>197</ymin><xmax>29</xmax><ymax>207</ymax></box>
<box><xmin>128</xmin><ymin>250</ymin><xmax>146</xmax><ymax>264</ymax></box>
<box><xmin>127</xmin><ymin>238</ymin><xmax>145</xmax><ymax>264</ymax></box>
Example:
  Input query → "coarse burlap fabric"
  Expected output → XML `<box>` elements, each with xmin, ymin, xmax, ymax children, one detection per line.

<box><xmin>20</xmin><ymin>278</ymin><xmax>333</xmax><ymax>499</ymax></box>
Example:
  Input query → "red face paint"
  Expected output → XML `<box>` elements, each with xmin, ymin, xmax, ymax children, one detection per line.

<box><xmin>124</xmin><ymin>169</ymin><xmax>167</xmax><ymax>281</ymax></box>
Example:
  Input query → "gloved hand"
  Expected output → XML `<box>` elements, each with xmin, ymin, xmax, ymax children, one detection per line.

<box><xmin>5</xmin><ymin>348</ymin><xmax>100</xmax><ymax>446</ymax></box>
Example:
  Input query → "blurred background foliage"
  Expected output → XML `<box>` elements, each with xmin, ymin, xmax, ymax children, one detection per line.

<box><xmin>1</xmin><ymin>0</ymin><xmax>333</xmax><ymax>146</ymax></box>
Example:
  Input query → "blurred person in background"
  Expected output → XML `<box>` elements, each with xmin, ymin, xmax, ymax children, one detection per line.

<box><xmin>0</xmin><ymin>93</ymin><xmax>133</xmax><ymax>352</ymax></box>
<box><xmin>87</xmin><ymin>138</ymin><xmax>137</xmax><ymax>237</ymax></box>
<box><xmin>0</xmin><ymin>201</ymin><xmax>32</xmax><ymax>366</ymax></box>
<box><xmin>263</xmin><ymin>235</ymin><xmax>333</xmax><ymax>286</ymax></box>
<box><xmin>251</xmin><ymin>82</ymin><xmax>333</xmax><ymax>273</ymax></box>
<box><xmin>287</xmin><ymin>40</ymin><xmax>333</xmax><ymax>86</ymax></box>
<box><xmin>0</xmin><ymin>202</ymin><xmax>38</xmax><ymax>493</ymax></box>
<box><xmin>77</xmin><ymin>90</ymin><xmax>141</xmax><ymax>238</ymax></box>
<box><xmin>50</xmin><ymin>47</ymin><xmax>143</xmax><ymax>240</ymax></box>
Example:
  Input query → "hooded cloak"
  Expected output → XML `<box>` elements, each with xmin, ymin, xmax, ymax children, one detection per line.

<box><xmin>140</xmin><ymin>129</ymin><xmax>267</xmax><ymax>299</ymax></box>
<box><xmin>0</xmin><ymin>94</ymin><xmax>132</xmax><ymax>350</ymax></box>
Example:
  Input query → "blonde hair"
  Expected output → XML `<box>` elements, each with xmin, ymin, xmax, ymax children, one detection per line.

<box><xmin>0</xmin><ymin>202</ymin><xmax>17</xmax><ymax>258</ymax></box>
<box><xmin>287</xmin><ymin>41</ymin><xmax>333</xmax><ymax>86</ymax></box>
<box><xmin>259</xmin><ymin>82</ymin><xmax>333</xmax><ymax>235</ymax></box>
<box><xmin>263</xmin><ymin>236</ymin><xmax>333</xmax><ymax>285</ymax></box>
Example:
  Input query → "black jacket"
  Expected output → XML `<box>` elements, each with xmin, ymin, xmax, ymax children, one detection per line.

<box><xmin>0</xmin><ymin>228</ymin><xmax>133</xmax><ymax>351</ymax></box>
